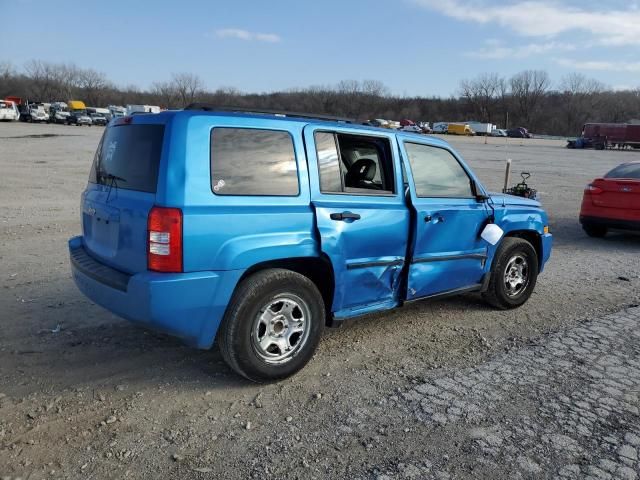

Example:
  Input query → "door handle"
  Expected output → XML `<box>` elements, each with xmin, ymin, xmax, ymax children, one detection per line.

<box><xmin>330</xmin><ymin>212</ymin><xmax>361</xmax><ymax>221</ymax></box>
<box><xmin>425</xmin><ymin>214</ymin><xmax>445</xmax><ymax>223</ymax></box>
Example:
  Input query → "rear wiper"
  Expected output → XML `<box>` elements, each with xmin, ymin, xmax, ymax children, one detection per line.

<box><xmin>99</xmin><ymin>173</ymin><xmax>127</xmax><ymax>183</ymax></box>
<box><xmin>99</xmin><ymin>172</ymin><xmax>126</xmax><ymax>202</ymax></box>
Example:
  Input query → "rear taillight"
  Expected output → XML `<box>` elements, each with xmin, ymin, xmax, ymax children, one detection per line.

<box><xmin>147</xmin><ymin>206</ymin><xmax>182</xmax><ymax>273</ymax></box>
<box><xmin>585</xmin><ymin>184</ymin><xmax>603</xmax><ymax>194</ymax></box>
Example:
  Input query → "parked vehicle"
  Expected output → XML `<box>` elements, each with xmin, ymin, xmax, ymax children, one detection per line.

<box><xmin>580</xmin><ymin>162</ymin><xmax>640</xmax><ymax>237</ymax></box>
<box><xmin>418</xmin><ymin>122</ymin><xmax>432</xmax><ymax>134</ymax></box>
<box><xmin>67</xmin><ymin>109</ymin><xmax>92</xmax><ymax>126</ymax></box>
<box><xmin>49</xmin><ymin>102</ymin><xmax>70</xmax><ymax>124</ymax></box>
<box><xmin>89</xmin><ymin>113</ymin><xmax>108</xmax><ymax>126</ymax></box>
<box><xmin>109</xmin><ymin>105</ymin><xmax>126</xmax><ymax>117</ymax></box>
<box><xmin>467</xmin><ymin>122</ymin><xmax>495</xmax><ymax>136</ymax></box>
<box><xmin>0</xmin><ymin>100</ymin><xmax>20</xmax><ymax>121</ymax></box>
<box><xmin>68</xmin><ymin>100</ymin><xmax>87</xmax><ymax>111</ymax></box>
<box><xmin>26</xmin><ymin>104</ymin><xmax>49</xmax><ymax>123</ymax></box>
<box><xmin>568</xmin><ymin>123</ymin><xmax>640</xmax><ymax>150</ymax></box>
<box><xmin>398</xmin><ymin>119</ymin><xmax>422</xmax><ymax>134</ymax></box>
<box><xmin>432</xmin><ymin>122</ymin><xmax>448</xmax><ymax>134</ymax></box>
<box><xmin>400</xmin><ymin>124</ymin><xmax>423</xmax><ymax>134</ymax></box>
<box><xmin>447</xmin><ymin>123</ymin><xmax>475</xmax><ymax>136</ymax></box>
<box><xmin>126</xmin><ymin>104</ymin><xmax>161</xmax><ymax>115</ymax></box>
<box><xmin>68</xmin><ymin>106</ymin><xmax>553</xmax><ymax>381</ymax></box>
<box><xmin>507</xmin><ymin>127</ymin><xmax>532</xmax><ymax>138</ymax></box>
<box><xmin>5</xmin><ymin>96</ymin><xmax>22</xmax><ymax>108</ymax></box>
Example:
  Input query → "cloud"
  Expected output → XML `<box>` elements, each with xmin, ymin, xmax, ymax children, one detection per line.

<box><xmin>214</xmin><ymin>28</ymin><xmax>281</xmax><ymax>43</ymax></box>
<box><xmin>554</xmin><ymin>57</ymin><xmax>640</xmax><ymax>72</ymax></box>
<box><xmin>467</xmin><ymin>41</ymin><xmax>576</xmax><ymax>59</ymax></box>
<box><xmin>412</xmin><ymin>0</ymin><xmax>640</xmax><ymax>46</ymax></box>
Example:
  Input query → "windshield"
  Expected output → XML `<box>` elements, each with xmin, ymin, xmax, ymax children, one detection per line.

<box><xmin>89</xmin><ymin>124</ymin><xmax>165</xmax><ymax>193</ymax></box>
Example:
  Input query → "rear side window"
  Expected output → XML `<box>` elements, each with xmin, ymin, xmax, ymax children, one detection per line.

<box><xmin>89</xmin><ymin>125</ymin><xmax>164</xmax><ymax>193</ymax></box>
<box><xmin>404</xmin><ymin>142</ymin><xmax>472</xmax><ymax>198</ymax></box>
<box><xmin>605</xmin><ymin>163</ymin><xmax>640</xmax><ymax>179</ymax></box>
<box><xmin>313</xmin><ymin>131</ymin><xmax>396</xmax><ymax>195</ymax></box>
<box><xmin>210</xmin><ymin>128</ymin><xmax>299</xmax><ymax>196</ymax></box>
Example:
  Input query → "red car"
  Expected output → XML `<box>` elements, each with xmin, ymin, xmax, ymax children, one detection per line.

<box><xmin>580</xmin><ymin>161</ymin><xmax>640</xmax><ymax>237</ymax></box>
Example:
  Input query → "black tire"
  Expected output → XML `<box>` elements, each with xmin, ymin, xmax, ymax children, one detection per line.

<box><xmin>582</xmin><ymin>224</ymin><xmax>607</xmax><ymax>238</ymax></box>
<box><xmin>482</xmin><ymin>237</ymin><xmax>539</xmax><ymax>310</ymax></box>
<box><xmin>218</xmin><ymin>268</ymin><xmax>325</xmax><ymax>382</ymax></box>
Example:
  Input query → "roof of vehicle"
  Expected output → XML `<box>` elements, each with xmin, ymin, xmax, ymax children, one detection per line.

<box><xmin>149</xmin><ymin>107</ymin><xmax>453</xmax><ymax>149</ymax></box>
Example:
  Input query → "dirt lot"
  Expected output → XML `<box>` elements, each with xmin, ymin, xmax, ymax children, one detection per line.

<box><xmin>1</xmin><ymin>122</ymin><xmax>639</xmax><ymax>479</ymax></box>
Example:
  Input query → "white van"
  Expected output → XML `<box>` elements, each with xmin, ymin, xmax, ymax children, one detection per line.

<box><xmin>0</xmin><ymin>100</ymin><xmax>20</xmax><ymax>121</ymax></box>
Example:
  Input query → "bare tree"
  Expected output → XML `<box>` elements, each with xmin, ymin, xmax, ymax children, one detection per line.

<box><xmin>152</xmin><ymin>81</ymin><xmax>178</xmax><ymax>108</ymax></box>
<box><xmin>558</xmin><ymin>73</ymin><xmax>606</xmax><ymax>133</ymax></box>
<box><xmin>6</xmin><ymin>59</ymin><xmax>640</xmax><ymax>135</ymax></box>
<box><xmin>171</xmin><ymin>73</ymin><xmax>204</xmax><ymax>107</ymax></box>
<box><xmin>459</xmin><ymin>73</ymin><xmax>504</xmax><ymax>123</ymax></box>
<box><xmin>361</xmin><ymin>79</ymin><xmax>389</xmax><ymax>98</ymax></box>
<box><xmin>77</xmin><ymin>68</ymin><xmax>110</xmax><ymax>105</ymax></box>
<box><xmin>510</xmin><ymin>70</ymin><xmax>551</xmax><ymax>129</ymax></box>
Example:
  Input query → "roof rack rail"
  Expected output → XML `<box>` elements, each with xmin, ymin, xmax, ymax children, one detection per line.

<box><xmin>184</xmin><ymin>103</ymin><xmax>354</xmax><ymax>123</ymax></box>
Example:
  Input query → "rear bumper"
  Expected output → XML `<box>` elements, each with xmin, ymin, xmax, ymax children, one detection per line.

<box><xmin>68</xmin><ymin>236</ymin><xmax>243</xmax><ymax>349</ymax></box>
<box><xmin>580</xmin><ymin>215</ymin><xmax>640</xmax><ymax>232</ymax></box>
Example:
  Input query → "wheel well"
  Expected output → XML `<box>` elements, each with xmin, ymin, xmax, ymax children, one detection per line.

<box><xmin>504</xmin><ymin>230</ymin><xmax>542</xmax><ymax>268</ymax></box>
<box><xmin>238</xmin><ymin>257</ymin><xmax>335</xmax><ymax>325</ymax></box>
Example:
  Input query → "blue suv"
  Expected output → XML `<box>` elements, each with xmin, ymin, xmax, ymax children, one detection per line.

<box><xmin>69</xmin><ymin>106</ymin><xmax>552</xmax><ymax>382</ymax></box>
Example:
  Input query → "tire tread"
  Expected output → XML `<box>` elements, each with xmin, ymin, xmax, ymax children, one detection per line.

<box><xmin>218</xmin><ymin>268</ymin><xmax>324</xmax><ymax>382</ymax></box>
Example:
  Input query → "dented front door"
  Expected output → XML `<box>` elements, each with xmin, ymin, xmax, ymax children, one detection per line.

<box><xmin>303</xmin><ymin>126</ymin><xmax>410</xmax><ymax>318</ymax></box>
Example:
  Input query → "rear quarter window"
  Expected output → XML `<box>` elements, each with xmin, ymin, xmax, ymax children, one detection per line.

<box><xmin>605</xmin><ymin>164</ymin><xmax>640</xmax><ymax>179</ymax></box>
<box><xmin>90</xmin><ymin>124</ymin><xmax>164</xmax><ymax>193</ymax></box>
<box><xmin>210</xmin><ymin>128</ymin><xmax>299</xmax><ymax>196</ymax></box>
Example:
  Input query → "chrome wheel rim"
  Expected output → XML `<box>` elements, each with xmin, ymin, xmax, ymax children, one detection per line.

<box><xmin>251</xmin><ymin>294</ymin><xmax>311</xmax><ymax>364</ymax></box>
<box><xmin>504</xmin><ymin>254</ymin><xmax>529</xmax><ymax>297</ymax></box>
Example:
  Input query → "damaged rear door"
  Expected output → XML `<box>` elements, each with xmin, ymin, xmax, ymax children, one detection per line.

<box><xmin>303</xmin><ymin>125</ymin><xmax>410</xmax><ymax>319</ymax></box>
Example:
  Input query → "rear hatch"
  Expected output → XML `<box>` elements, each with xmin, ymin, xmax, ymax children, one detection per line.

<box><xmin>82</xmin><ymin>122</ymin><xmax>165</xmax><ymax>274</ymax></box>
<box><xmin>590</xmin><ymin>163</ymin><xmax>640</xmax><ymax>210</ymax></box>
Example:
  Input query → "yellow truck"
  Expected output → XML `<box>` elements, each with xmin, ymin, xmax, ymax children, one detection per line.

<box><xmin>447</xmin><ymin>123</ymin><xmax>475</xmax><ymax>136</ymax></box>
<box><xmin>67</xmin><ymin>100</ymin><xmax>86</xmax><ymax>111</ymax></box>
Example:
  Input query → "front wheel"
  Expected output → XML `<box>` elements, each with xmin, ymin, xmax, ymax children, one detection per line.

<box><xmin>218</xmin><ymin>269</ymin><xmax>325</xmax><ymax>382</ymax></box>
<box><xmin>482</xmin><ymin>237</ymin><xmax>539</xmax><ymax>310</ymax></box>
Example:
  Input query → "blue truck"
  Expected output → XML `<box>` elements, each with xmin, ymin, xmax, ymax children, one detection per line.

<box><xmin>69</xmin><ymin>106</ymin><xmax>552</xmax><ymax>382</ymax></box>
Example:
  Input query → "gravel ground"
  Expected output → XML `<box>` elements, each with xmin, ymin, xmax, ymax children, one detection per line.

<box><xmin>0</xmin><ymin>122</ymin><xmax>639</xmax><ymax>479</ymax></box>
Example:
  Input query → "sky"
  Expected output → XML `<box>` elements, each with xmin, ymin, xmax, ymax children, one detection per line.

<box><xmin>1</xmin><ymin>0</ymin><xmax>640</xmax><ymax>96</ymax></box>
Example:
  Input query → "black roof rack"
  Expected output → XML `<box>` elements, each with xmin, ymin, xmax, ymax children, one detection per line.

<box><xmin>184</xmin><ymin>103</ymin><xmax>354</xmax><ymax>123</ymax></box>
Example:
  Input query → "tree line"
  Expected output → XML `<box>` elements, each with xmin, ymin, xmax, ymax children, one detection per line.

<box><xmin>1</xmin><ymin>60</ymin><xmax>639</xmax><ymax>136</ymax></box>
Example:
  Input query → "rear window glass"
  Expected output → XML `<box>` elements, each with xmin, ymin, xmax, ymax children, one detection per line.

<box><xmin>210</xmin><ymin>128</ymin><xmax>299</xmax><ymax>196</ymax></box>
<box><xmin>89</xmin><ymin>124</ymin><xmax>164</xmax><ymax>193</ymax></box>
<box><xmin>605</xmin><ymin>163</ymin><xmax>640</xmax><ymax>179</ymax></box>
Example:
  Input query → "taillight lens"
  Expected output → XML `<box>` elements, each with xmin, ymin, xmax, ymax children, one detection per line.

<box><xmin>585</xmin><ymin>184</ymin><xmax>603</xmax><ymax>194</ymax></box>
<box><xmin>147</xmin><ymin>206</ymin><xmax>182</xmax><ymax>272</ymax></box>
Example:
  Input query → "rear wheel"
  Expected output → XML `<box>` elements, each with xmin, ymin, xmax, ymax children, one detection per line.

<box><xmin>583</xmin><ymin>224</ymin><xmax>607</xmax><ymax>238</ymax></box>
<box><xmin>482</xmin><ymin>237</ymin><xmax>539</xmax><ymax>310</ymax></box>
<box><xmin>218</xmin><ymin>269</ymin><xmax>325</xmax><ymax>382</ymax></box>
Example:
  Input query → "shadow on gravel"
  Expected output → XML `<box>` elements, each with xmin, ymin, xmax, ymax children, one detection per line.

<box><xmin>3</xmin><ymin>298</ymin><xmax>253</xmax><ymax>395</ymax></box>
<box><xmin>0</xmin><ymin>133</ymin><xmax>81</xmax><ymax>139</ymax></box>
<box><xmin>548</xmin><ymin>216</ymin><xmax>640</xmax><ymax>248</ymax></box>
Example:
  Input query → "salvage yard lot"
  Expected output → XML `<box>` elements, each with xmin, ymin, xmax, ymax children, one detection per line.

<box><xmin>1</xmin><ymin>122</ymin><xmax>639</xmax><ymax>479</ymax></box>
